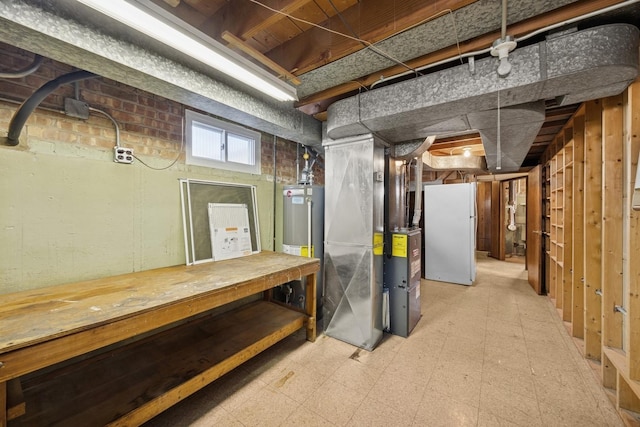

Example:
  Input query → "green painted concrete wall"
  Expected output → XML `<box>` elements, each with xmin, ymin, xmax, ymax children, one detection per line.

<box><xmin>0</xmin><ymin>138</ymin><xmax>285</xmax><ymax>295</ymax></box>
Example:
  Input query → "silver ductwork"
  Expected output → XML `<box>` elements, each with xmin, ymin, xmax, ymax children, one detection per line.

<box><xmin>323</xmin><ymin>134</ymin><xmax>385</xmax><ymax>350</ymax></box>
<box><xmin>326</xmin><ymin>24</ymin><xmax>639</xmax><ymax>172</ymax></box>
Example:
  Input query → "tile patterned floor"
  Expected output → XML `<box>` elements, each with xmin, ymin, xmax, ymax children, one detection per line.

<box><xmin>144</xmin><ymin>253</ymin><xmax>622</xmax><ymax>426</ymax></box>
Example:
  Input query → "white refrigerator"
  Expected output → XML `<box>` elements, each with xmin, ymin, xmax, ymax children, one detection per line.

<box><xmin>423</xmin><ymin>182</ymin><xmax>477</xmax><ymax>286</ymax></box>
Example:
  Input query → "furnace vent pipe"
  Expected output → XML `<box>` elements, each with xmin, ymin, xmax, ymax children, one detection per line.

<box><xmin>5</xmin><ymin>70</ymin><xmax>96</xmax><ymax>146</ymax></box>
<box><xmin>412</xmin><ymin>157</ymin><xmax>423</xmax><ymax>227</ymax></box>
<box><xmin>0</xmin><ymin>54</ymin><xmax>43</xmax><ymax>78</ymax></box>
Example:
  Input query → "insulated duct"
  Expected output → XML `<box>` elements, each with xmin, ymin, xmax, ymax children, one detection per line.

<box><xmin>5</xmin><ymin>70</ymin><xmax>96</xmax><ymax>146</ymax></box>
<box><xmin>326</xmin><ymin>24</ymin><xmax>639</xmax><ymax>173</ymax></box>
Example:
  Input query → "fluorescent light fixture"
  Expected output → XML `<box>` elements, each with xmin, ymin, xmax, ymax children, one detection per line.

<box><xmin>74</xmin><ymin>0</ymin><xmax>297</xmax><ymax>101</ymax></box>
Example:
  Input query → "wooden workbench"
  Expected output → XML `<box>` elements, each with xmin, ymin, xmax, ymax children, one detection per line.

<box><xmin>0</xmin><ymin>251</ymin><xmax>319</xmax><ymax>426</ymax></box>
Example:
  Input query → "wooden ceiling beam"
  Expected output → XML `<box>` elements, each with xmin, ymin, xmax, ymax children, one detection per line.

<box><xmin>268</xmin><ymin>0</ymin><xmax>477</xmax><ymax>76</ymax></box>
<box><xmin>221</xmin><ymin>31</ymin><xmax>302</xmax><ymax>84</ymax></box>
<box><xmin>296</xmin><ymin>0</ymin><xmax>629</xmax><ymax>109</ymax></box>
<box><xmin>430</xmin><ymin>137</ymin><xmax>483</xmax><ymax>151</ymax></box>
<box><xmin>239</xmin><ymin>0</ymin><xmax>318</xmax><ymax>40</ymax></box>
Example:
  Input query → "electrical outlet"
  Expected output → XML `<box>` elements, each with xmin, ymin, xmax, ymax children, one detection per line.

<box><xmin>114</xmin><ymin>146</ymin><xmax>134</xmax><ymax>164</ymax></box>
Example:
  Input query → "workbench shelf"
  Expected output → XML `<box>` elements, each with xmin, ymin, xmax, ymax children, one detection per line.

<box><xmin>15</xmin><ymin>301</ymin><xmax>302</xmax><ymax>427</ymax></box>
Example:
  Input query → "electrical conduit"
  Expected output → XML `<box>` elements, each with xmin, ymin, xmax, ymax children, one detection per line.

<box><xmin>5</xmin><ymin>70</ymin><xmax>96</xmax><ymax>146</ymax></box>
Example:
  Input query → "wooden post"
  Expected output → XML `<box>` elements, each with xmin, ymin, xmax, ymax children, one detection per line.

<box><xmin>601</xmin><ymin>94</ymin><xmax>624</xmax><ymax>351</ymax></box>
<box><xmin>562</xmin><ymin>139</ymin><xmax>574</xmax><ymax>323</ymax></box>
<box><xmin>490</xmin><ymin>181</ymin><xmax>505</xmax><ymax>260</ymax></box>
<box><xmin>0</xmin><ymin>381</ymin><xmax>6</xmax><ymax>427</ymax></box>
<box><xmin>572</xmin><ymin>111</ymin><xmax>586</xmax><ymax>339</ymax></box>
<box><xmin>626</xmin><ymin>81</ymin><xmax>640</xmax><ymax>380</ymax></box>
<box><xmin>305</xmin><ymin>272</ymin><xmax>317</xmax><ymax>342</ymax></box>
<box><xmin>584</xmin><ymin>99</ymin><xmax>603</xmax><ymax>361</ymax></box>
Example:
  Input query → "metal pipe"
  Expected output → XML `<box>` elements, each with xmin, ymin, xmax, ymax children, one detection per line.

<box><xmin>307</xmin><ymin>197</ymin><xmax>312</xmax><ymax>258</ymax></box>
<box><xmin>296</xmin><ymin>143</ymin><xmax>300</xmax><ymax>184</ymax></box>
<box><xmin>501</xmin><ymin>0</ymin><xmax>508</xmax><ymax>40</ymax></box>
<box><xmin>6</xmin><ymin>70</ymin><xmax>96</xmax><ymax>145</ymax></box>
<box><xmin>412</xmin><ymin>158</ymin><xmax>423</xmax><ymax>227</ymax></box>
<box><xmin>88</xmin><ymin>106</ymin><xmax>120</xmax><ymax>147</ymax></box>
<box><xmin>0</xmin><ymin>54</ymin><xmax>43</xmax><ymax>78</ymax></box>
<box><xmin>370</xmin><ymin>0</ymin><xmax>639</xmax><ymax>90</ymax></box>
<box><xmin>516</xmin><ymin>0</ymin><xmax>640</xmax><ymax>43</ymax></box>
<box><xmin>496</xmin><ymin>90</ymin><xmax>502</xmax><ymax>170</ymax></box>
<box><xmin>273</xmin><ymin>135</ymin><xmax>277</xmax><ymax>250</ymax></box>
<box><xmin>614</xmin><ymin>305</ymin><xmax>628</xmax><ymax>315</ymax></box>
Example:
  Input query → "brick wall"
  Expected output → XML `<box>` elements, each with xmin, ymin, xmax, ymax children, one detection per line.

<box><xmin>0</xmin><ymin>42</ymin><xmax>323</xmax><ymax>184</ymax></box>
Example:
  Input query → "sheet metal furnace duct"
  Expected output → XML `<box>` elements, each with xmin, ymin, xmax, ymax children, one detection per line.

<box><xmin>326</xmin><ymin>24</ymin><xmax>639</xmax><ymax>173</ymax></box>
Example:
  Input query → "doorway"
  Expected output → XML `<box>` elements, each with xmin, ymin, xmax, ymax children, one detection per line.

<box><xmin>504</xmin><ymin>178</ymin><xmax>527</xmax><ymax>263</ymax></box>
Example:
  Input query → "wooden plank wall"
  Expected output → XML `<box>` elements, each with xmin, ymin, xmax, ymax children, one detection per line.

<box><xmin>490</xmin><ymin>181</ymin><xmax>505</xmax><ymax>260</ymax></box>
<box><xmin>626</xmin><ymin>81</ymin><xmax>640</xmax><ymax>382</ymax></box>
<box><xmin>601</xmin><ymin>94</ymin><xmax>624</xmax><ymax>350</ymax></box>
<box><xmin>476</xmin><ymin>182</ymin><xmax>492</xmax><ymax>252</ymax></box>
<box><xmin>562</xmin><ymin>138</ymin><xmax>574</xmax><ymax>323</ymax></box>
<box><xmin>541</xmin><ymin>81</ymin><xmax>640</xmax><ymax>419</ymax></box>
<box><xmin>572</xmin><ymin>113</ymin><xmax>586</xmax><ymax>339</ymax></box>
<box><xmin>583</xmin><ymin>99</ymin><xmax>603</xmax><ymax>361</ymax></box>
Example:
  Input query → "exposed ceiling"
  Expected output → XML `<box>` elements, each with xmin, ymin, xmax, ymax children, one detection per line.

<box><xmin>146</xmin><ymin>0</ymin><xmax>639</xmax><ymax>169</ymax></box>
<box><xmin>1</xmin><ymin>0</ymin><xmax>639</xmax><ymax>172</ymax></box>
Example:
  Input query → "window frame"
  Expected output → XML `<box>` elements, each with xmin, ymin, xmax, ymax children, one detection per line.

<box><xmin>185</xmin><ymin>109</ymin><xmax>261</xmax><ymax>174</ymax></box>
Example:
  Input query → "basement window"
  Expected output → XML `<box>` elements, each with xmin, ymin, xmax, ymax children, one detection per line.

<box><xmin>185</xmin><ymin>110</ymin><xmax>261</xmax><ymax>174</ymax></box>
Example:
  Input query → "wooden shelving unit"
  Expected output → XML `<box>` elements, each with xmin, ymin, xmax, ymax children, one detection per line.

<box><xmin>546</xmin><ymin>140</ymin><xmax>574</xmax><ymax>318</ymax></box>
<box><xmin>549</xmin><ymin>149</ymin><xmax>564</xmax><ymax>306</ymax></box>
<box><xmin>562</xmin><ymin>140</ymin><xmax>574</xmax><ymax>323</ymax></box>
<box><xmin>542</xmin><ymin>162</ymin><xmax>551</xmax><ymax>294</ymax></box>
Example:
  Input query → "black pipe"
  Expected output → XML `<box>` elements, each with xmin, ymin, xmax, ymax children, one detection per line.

<box><xmin>0</xmin><ymin>54</ymin><xmax>43</xmax><ymax>79</ymax></box>
<box><xmin>6</xmin><ymin>70</ymin><xmax>96</xmax><ymax>146</ymax></box>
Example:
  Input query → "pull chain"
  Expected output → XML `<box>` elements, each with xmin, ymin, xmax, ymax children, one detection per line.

<box><xmin>497</xmin><ymin>90</ymin><xmax>502</xmax><ymax>170</ymax></box>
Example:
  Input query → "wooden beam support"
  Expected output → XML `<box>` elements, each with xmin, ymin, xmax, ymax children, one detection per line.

<box><xmin>6</xmin><ymin>379</ymin><xmax>25</xmax><ymax>421</ymax></box>
<box><xmin>601</xmin><ymin>94</ymin><xmax>624</xmax><ymax>350</ymax></box>
<box><xmin>271</xmin><ymin>0</ymin><xmax>478</xmax><ymax>77</ymax></box>
<box><xmin>0</xmin><ymin>380</ymin><xmax>6</xmax><ymax>427</ymax></box>
<box><xmin>626</xmin><ymin>80</ymin><xmax>640</xmax><ymax>381</ymax></box>
<box><xmin>221</xmin><ymin>31</ymin><xmax>302</xmax><ymax>85</ymax></box>
<box><xmin>562</xmin><ymin>139</ymin><xmax>574</xmax><ymax>322</ymax></box>
<box><xmin>490</xmin><ymin>181</ymin><xmax>505</xmax><ymax>261</ymax></box>
<box><xmin>572</xmin><ymin>111</ymin><xmax>586</xmax><ymax>339</ymax></box>
<box><xmin>584</xmin><ymin>99</ymin><xmax>603</xmax><ymax>361</ymax></box>
<box><xmin>239</xmin><ymin>0</ymin><xmax>316</xmax><ymax>40</ymax></box>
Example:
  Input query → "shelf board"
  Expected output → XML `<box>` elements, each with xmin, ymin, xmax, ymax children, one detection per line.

<box><xmin>603</xmin><ymin>347</ymin><xmax>640</xmax><ymax>402</ymax></box>
<box><xmin>16</xmin><ymin>301</ymin><xmax>305</xmax><ymax>426</ymax></box>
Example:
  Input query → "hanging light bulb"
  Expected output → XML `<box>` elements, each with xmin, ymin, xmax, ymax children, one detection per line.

<box><xmin>490</xmin><ymin>36</ymin><xmax>517</xmax><ymax>78</ymax></box>
<box><xmin>463</xmin><ymin>147</ymin><xmax>472</xmax><ymax>157</ymax></box>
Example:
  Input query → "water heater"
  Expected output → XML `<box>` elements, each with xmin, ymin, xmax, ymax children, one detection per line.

<box><xmin>279</xmin><ymin>185</ymin><xmax>325</xmax><ymax>316</ymax></box>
